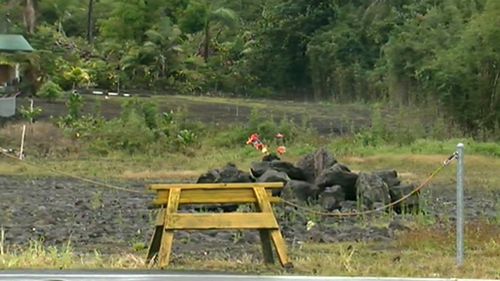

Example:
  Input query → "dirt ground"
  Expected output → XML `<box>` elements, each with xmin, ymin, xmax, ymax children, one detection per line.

<box><xmin>0</xmin><ymin>176</ymin><xmax>497</xmax><ymax>259</ymax></box>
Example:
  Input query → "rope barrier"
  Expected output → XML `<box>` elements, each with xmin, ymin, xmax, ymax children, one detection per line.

<box><xmin>279</xmin><ymin>152</ymin><xmax>457</xmax><ymax>217</ymax></box>
<box><xmin>1</xmin><ymin>145</ymin><xmax>458</xmax><ymax>217</ymax></box>
<box><xmin>0</xmin><ymin>147</ymin><xmax>144</xmax><ymax>194</ymax></box>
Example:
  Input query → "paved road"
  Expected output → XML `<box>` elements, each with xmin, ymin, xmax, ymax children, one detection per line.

<box><xmin>0</xmin><ymin>272</ymin><xmax>496</xmax><ymax>281</ymax></box>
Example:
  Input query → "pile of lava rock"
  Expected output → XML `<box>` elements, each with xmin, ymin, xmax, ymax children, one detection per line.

<box><xmin>196</xmin><ymin>148</ymin><xmax>419</xmax><ymax>214</ymax></box>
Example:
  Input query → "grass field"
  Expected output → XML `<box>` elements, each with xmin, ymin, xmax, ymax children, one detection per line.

<box><xmin>1</xmin><ymin>147</ymin><xmax>498</xmax><ymax>278</ymax></box>
<box><xmin>1</xmin><ymin>95</ymin><xmax>499</xmax><ymax>277</ymax></box>
<box><xmin>1</xmin><ymin>223</ymin><xmax>498</xmax><ymax>278</ymax></box>
<box><xmin>1</xmin><ymin>141</ymin><xmax>498</xmax><ymax>191</ymax></box>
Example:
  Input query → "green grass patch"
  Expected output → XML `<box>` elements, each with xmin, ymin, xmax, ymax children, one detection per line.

<box><xmin>1</xmin><ymin>141</ymin><xmax>499</xmax><ymax>194</ymax></box>
<box><xmin>329</xmin><ymin>138</ymin><xmax>500</xmax><ymax>158</ymax></box>
<box><xmin>1</xmin><ymin>223</ymin><xmax>498</xmax><ymax>278</ymax></box>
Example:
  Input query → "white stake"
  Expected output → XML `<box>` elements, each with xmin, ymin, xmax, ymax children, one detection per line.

<box><xmin>30</xmin><ymin>99</ymin><xmax>34</xmax><ymax>123</ymax></box>
<box><xmin>0</xmin><ymin>226</ymin><xmax>4</xmax><ymax>255</ymax></box>
<box><xmin>19</xmin><ymin>124</ymin><xmax>26</xmax><ymax>160</ymax></box>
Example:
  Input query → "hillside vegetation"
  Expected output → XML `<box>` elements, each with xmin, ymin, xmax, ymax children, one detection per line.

<box><xmin>0</xmin><ymin>0</ymin><xmax>499</xmax><ymax>139</ymax></box>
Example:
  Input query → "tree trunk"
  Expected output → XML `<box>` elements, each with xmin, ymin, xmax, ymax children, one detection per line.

<box><xmin>87</xmin><ymin>0</ymin><xmax>94</xmax><ymax>44</ymax></box>
<box><xmin>491</xmin><ymin>71</ymin><xmax>499</xmax><ymax>113</ymax></box>
<box><xmin>203</xmin><ymin>21</ymin><xmax>210</xmax><ymax>62</ymax></box>
<box><xmin>389</xmin><ymin>73</ymin><xmax>411</xmax><ymax>106</ymax></box>
<box><xmin>23</xmin><ymin>0</ymin><xmax>36</xmax><ymax>34</ymax></box>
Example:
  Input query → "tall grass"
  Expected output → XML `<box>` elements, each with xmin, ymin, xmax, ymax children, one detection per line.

<box><xmin>1</xmin><ymin>97</ymin><xmax>499</xmax><ymax>181</ymax></box>
<box><xmin>0</xmin><ymin>239</ymin><xmax>146</xmax><ymax>269</ymax></box>
<box><xmin>1</xmin><ymin>223</ymin><xmax>498</xmax><ymax>278</ymax></box>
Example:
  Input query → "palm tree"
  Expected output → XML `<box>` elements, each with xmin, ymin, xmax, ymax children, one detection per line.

<box><xmin>142</xmin><ymin>22</ymin><xmax>184</xmax><ymax>80</ymax></box>
<box><xmin>87</xmin><ymin>0</ymin><xmax>94</xmax><ymax>44</ymax></box>
<box><xmin>201</xmin><ymin>7</ymin><xmax>238</xmax><ymax>62</ymax></box>
<box><xmin>180</xmin><ymin>2</ymin><xmax>239</xmax><ymax>62</ymax></box>
<box><xmin>120</xmin><ymin>19</ymin><xmax>184</xmax><ymax>89</ymax></box>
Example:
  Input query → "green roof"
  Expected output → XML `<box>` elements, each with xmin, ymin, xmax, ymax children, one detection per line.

<box><xmin>0</xmin><ymin>34</ymin><xmax>34</xmax><ymax>52</ymax></box>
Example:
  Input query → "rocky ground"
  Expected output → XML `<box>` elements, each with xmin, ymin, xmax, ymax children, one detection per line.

<box><xmin>0</xmin><ymin>174</ymin><xmax>497</xmax><ymax>260</ymax></box>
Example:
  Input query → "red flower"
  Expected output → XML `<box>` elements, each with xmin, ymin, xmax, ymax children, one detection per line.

<box><xmin>246</xmin><ymin>133</ymin><xmax>260</xmax><ymax>144</ymax></box>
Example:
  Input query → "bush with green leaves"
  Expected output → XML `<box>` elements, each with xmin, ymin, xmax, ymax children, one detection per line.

<box><xmin>37</xmin><ymin>81</ymin><xmax>63</xmax><ymax>102</ymax></box>
<box><xmin>121</xmin><ymin>98</ymin><xmax>159</xmax><ymax>130</ymax></box>
<box><xmin>209</xmin><ymin>108</ymin><xmax>309</xmax><ymax>148</ymax></box>
<box><xmin>176</xmin><ymin>129</ymin><xmax>197</xmax><ymax>147</ymax></box>
<box><xmin>67</xmin><ymin>92</ymin><xmax>84</xmax><ymax>119</ymax></box>
<box><xmin>89</xmin><ymin>109</ymin><xmax>157</xmax><ymax>154</ymax></box>
<box><xmin>61</xmin><ymin>99</ymin><xmax>204</xmax><ymax>155</ymax></box>
<box><xmin>19</xmin><ymin>105</ymin><xmax>43</xmax><ymax>123</ymax></box>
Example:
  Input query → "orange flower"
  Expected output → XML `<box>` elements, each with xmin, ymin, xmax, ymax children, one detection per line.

<box><xmin>276</xmin><ymin>146</ymin><xmax>287</xmax><ymax>155</ymax></box>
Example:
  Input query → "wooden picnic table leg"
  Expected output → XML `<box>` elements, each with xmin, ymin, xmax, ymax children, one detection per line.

<box><xmin>258</xmin><ymin>229</ymin><xmax>275</xmax><ymax>264</ymax></box>
<box><xmin>253</xmin><ymin>186</ymin><xmax>292</xmax><ymax>268</ymax></box>
<box><xmin>158</xmin><ymin>187</ymin><xmax>181</xmax><ymax>268</ymax></box>
<box><xmin>146</xmin><ymin>207</ymin><xmax>166</xmax><ymax>264</ymax></box>
<box><xmin>253</xmin><ymin>188</ymin><xmax>275</xmax><ymax>264</ymax></box>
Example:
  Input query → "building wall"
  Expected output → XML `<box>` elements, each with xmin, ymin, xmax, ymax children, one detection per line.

<box><xmin>0</xmin><ymin>96</ymin><xmax>16</xmax><ymax>117</ymax></box>
<box><xmin>0</xmin><ymin>64</ymin><xmax>15</xmax><ymax>84</ymax></box>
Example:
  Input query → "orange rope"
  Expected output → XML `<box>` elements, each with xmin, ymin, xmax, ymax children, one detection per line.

<box><xmin>2</xmin><ymin>146</ymin><xmax>456</xmax><ymax>215</ymax></box>
<box><xmin>0</xmin><ymin>148</ymin><xmax>144</xmax><ymax>194</ymax></box>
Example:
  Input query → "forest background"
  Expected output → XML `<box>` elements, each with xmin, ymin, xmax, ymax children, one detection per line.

<box><xmin>1</xmin><ymin>0</ymin><xmax>499</xmax><ymax>139</ymax></box>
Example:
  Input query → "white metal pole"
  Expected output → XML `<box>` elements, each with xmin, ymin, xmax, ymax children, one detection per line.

<box><xmin>456</xmin><ymin>143</ymin><xmax>465</xmax><ymax>266</ymax></box>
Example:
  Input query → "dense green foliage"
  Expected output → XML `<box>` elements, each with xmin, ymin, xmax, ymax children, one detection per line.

<box><xmin>0</xmin><ymin>0</ymin><xmax>498</xmax><ymax>137</ymax></box>
<box><xmin>52</xmin><ymin>97</ymin><xmax>202</xmax><ymax>155</ymax></box>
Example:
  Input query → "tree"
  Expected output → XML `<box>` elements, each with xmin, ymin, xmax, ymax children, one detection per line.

<box><xmin>99</xmin><ymin>0</ymin><xmax>166</xmax><ymax>43</ymax></box>
<box><xmin>427</xmin><ymin>0</ymin><xmax>500</xmax><ymax>134</ymax></box>
<box><xmin>38</xmin><ymin>0</ymin><xmax>87</xmax><ymax>36</ymax></box>
<box><xmin>179</xmin><ymin>1</ymin><xmax>238</xmax><ymax>62</ymax></box>
<box><xmin>87</xmin><ymin>0</ymin><xmax>94</xmax><ymax>44</ymax></box>
<box><xmin>246</xmin><ymin>0</ymin><xmax>336</xmax><ymax>96</ymax></box>
<box><xmin>23</xmin><ymin>0</ymin><xmax>37</xmax><ymax>34</ymax></box>
<box><xmin>142</xmin><ymin>19</ymin><xmax>184</xmax><ymax>84</ymax></box>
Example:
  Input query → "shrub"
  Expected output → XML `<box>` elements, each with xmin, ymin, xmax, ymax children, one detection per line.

<box><xmin>37</xmin><ymin>81</ymin><xmax>63</xmax><ymax>102</ymax></box>
<box><xmin>209</xmin><ymin>108</ymin><xmax>307</xmax><ymax>148</ymax></box>
<box><xmin>176</xmin><ymin>129</ymin><xmax>197</xmax><ymax>146</ymax></box>
<box><xmin>67</xmin><ymin>92</ymin><xmax>84</xmax><ymax>119</ymax></box>
<box><xmin>88</xmin><ymin>110</ymin><xmax>156</xmax><ymax>154</ymax></box>
<box><xmin>19</xmin><ymin>105</ymin><xmax>43</xmax><ymax>123</ymax></box>
<box><xmin>69</xmin><ymin>100</ymin><xmax>204</xmax><ymax>155</ymax></box>
<box><xmin>121</xmin><ymin>98</ymin><xmax>159</xmax><ymax>130</ymax></box>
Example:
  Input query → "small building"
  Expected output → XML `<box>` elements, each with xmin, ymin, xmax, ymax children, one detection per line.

<box><xmin>0</xmin><ymin>34</ymin><xmax>34</xmax><ymax>117</ymax></box>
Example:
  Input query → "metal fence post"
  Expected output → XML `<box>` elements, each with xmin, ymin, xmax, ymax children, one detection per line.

<box><xmin>456</xmin><ymin>143</ymin><xmax>465</xmax><ymax>266</ymax></box>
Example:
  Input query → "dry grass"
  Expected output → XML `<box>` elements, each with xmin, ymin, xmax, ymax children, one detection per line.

<box><xmin>1</xmin><ymin>222</ymin><xmax>498</xmax><ymax>278</ymax></box>
<box><xmin>0</xmin><ymin>241</ymin><xmax>147</xmax><ymax>270</ymax></box>
<box><xmin>343</xmin><ymin>154</ymin><xmax>500</xmax><ymax>191</ymax></box>
<box><xmin>167</xmin><ymin>222</ymin><xmax>499</xmax><ymax>278</ymax></box>
<box><xmin>0</xmin><ymin>122</ymin><xmax>80</xmax><ymax>157</ymax></box>
<box><xmin>1</xmin><ymin>150</ymin><xmax>498</xmax><ymax>193</ymax></box>
<box><xmin>120</xmin><ymin>170</ymin><xmax>202</xmax><ymax>180</ymax></box>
